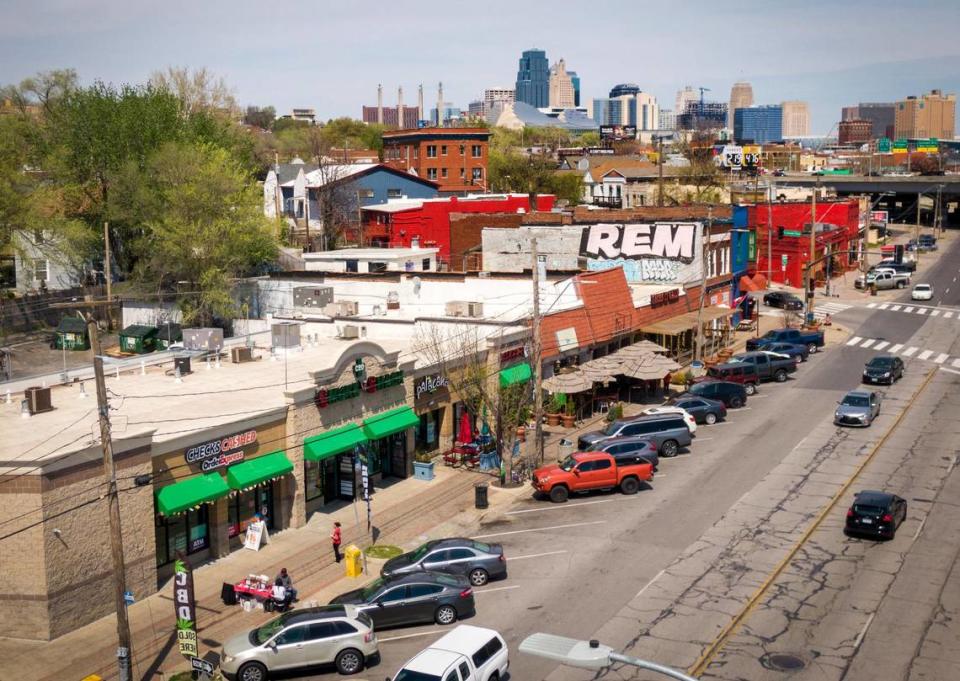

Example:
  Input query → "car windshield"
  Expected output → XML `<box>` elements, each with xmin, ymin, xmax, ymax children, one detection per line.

<box><xmin>867</xmin><ymin>358</ymin><xmax>893</xmax><ymax>368</ymax></box>
<box><xmin>360</xmin><ymin>577</ymin><xmax>386</xmax><ymax>600</ymax></box>
<box><xmin>394</xmin><ymin>672</ymin><xmax>442</xmax><ymax>681</ymax></box>
<box><xmin>472</xmin><ymin>541</ymin><xmax>492</xmax><ymax>552</ymax></box>
<box><xmin>726</xmin><ymin>356</ymin><xmax>745</xmax><ymax>363</ymax></box>
<box><xmin>559</xmin><ymin>456</ymin><xmax>577</xmax><ymax>471</ymax></box>
<box><xmin>602</xmin><ymin>422</ymin><xmax>621</xmax><ymax>436</ymax></box>
<box><xmin>914</xmin><ymin>285</ymin><xmax>930</xmax><ymax>291</ymax></box>
<box><xmin>254</xmin><ymin>615</ymin><xmax>289</xmax><ymax>645</ymax></box>
<box><xmin>408</xmin><ymin>542</ymin><xmax>437</xmax><ymax>561</ymax></box>
<box><xmin>842</xmin><ymin>395</ymin><xmax>870</xmax><ymax>407</ymax></box>
<box><xmin>853</xmin><ymin>504</ymin><xmax>885</xmax><ymax>516</ymax></box>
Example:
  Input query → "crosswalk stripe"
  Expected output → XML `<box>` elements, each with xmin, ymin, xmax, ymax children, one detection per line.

<box><xmin>902</xmin><ymin>346</ymin><xmax>919</xmax><ymax>357</ymax></box>
<box><xmin>952</xmin><ymin>358</ymin><xmax>960</xmax><ymax>368</ymax></box>
<box><xmin>917</xmin><ymin>308</ymin><xmax>928</xmax><ymax>315</ymax></box>
<box><xmin>873</xmin><ymin>341</ymin><xmax>890</xmax><ymax>351</ymax></box>
<box><xmin>946</xmin><ymin>312</ymin><xmax>954</xmax><ymax>319</ymax></box>
<box><xmin>930</xmin><ymin>309</ymin><xmax>940</xmax><ymax>317</ymax></box>
<box><xmin>904</xmin><ymin>306</ymin><xmax>915</xmax><ymax>313</ymax></box>
<box><xmin>878</xmin><ymin>303</ymin><xmax>890</xmax><ymax>310</ymax></box>
<box><xmin>889</xmin><ymin>344</ymin><xmax>904</xmax><ymax>353</ymax></box>
<box><xmin>918</xmin><ymin>350</ymin><xmax>934</xmax><ymax>360</ymax></box>
<box><xmin>934</xmin><ymin>353</ymin><xmax>949</xmax><ymax>364</ymax></box>
<box><xmin>860</xmin><ymin>339</ymin><xmax>876</xmax><ymax>349</ymax></box>
<box><xmin>846</xmin><ymin>336</ymin><xmax>863</xmax><ymax>346</ymax></box>
<box><xmin>867</xmin><ymin>302</ymin><xmax>878</xmax><ymax>309</ymax></box>
<box><xmin>890</xmin><ymin>305</ymin><xmax>902</xmax><ymax>311</ymax></box>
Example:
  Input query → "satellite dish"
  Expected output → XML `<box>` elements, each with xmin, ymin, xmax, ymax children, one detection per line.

<box><xmin>412</xmin><ymin>277</ymin><xmax>422</xmax><ymax>295</ymax></box>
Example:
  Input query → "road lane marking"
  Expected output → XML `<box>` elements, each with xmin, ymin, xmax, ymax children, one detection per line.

<box><xmin>917</xmin><ymin>308</ymin><xmax>928</xmax><ymax>315</ymax></box>
<box><xmin>934</xmin><ymin>353</ymin><xmax>949</xmax><ymax>364</ymax></box>
<box><xmin>918</xmin><ymin>350</ymin><xmax>934</xmax><ymax>360</ymax></box>
<box><xmin>913</xmin><ymin>517</ymin><xmax>927</xmax><ymax>541</ymax></box>
<box><xmin>902</xmin><ymin>346</ymin><xmax>918</xmax><ymax>357</ymax></box>
<box><xmin>695</xmin><ymin>437</ymin><xmax>715</xmax><ymax>442</ymax></box>
<box><xmin>940</xmin><ymin>367</ymin><xmax>960</xmax><ymax>376</ymax></box>
<box><xmin>510</xmin><ymin>550</ymin><xmax>569</xmax><ymax>561</ymax></box>
<box><xmin>475</xmin><ymin>585</ymin><xmax>520</xmax><ymax>594</ymax></box>
<box><xmin>889</xmin><ymin>344</ymin><xmax>904</xmax><ymax>353</ymax></box>
<box><xmin>846</xmin><ymin>336</ymin><xmax>863</xmax><ymax>346</ymax></box>
<box><xmin>952</xmin><ymin>358</ymin><xmax>960</xmax><ymax>368</ymax></box>
<box><xmin>930</xmin><ymin>309</ymin><xmax>941</xmax><ymax>317</ymax></box>
<box><xmin>473</xmin><ymin>521</ymin><xmax>606</xmax><ymax>539</ymax></box>
<box><xmin>878</xmin><ymin>303</ymin><xmax>889</xmax><ymax>310</ymax></box>
<box><xmin>380</xmin><ymin>631</ymin><xmax>444</xmax><ymax>643</ymax></box>
<box><xmin>904</xmin><ymin>306</ymin><xmax>915</xmax><ymax>313</ymax></box>
<box><xmin>506</xmin><ymin>499</ymin><xmax>617</xmax><ymax>515</ymax></box>
<box><xmin>947</xmin><ymin>288</ymin><xmax>952</xmax><ymax>294</ymax></box>
<box><xmin>867</xmin><ymin>302</ymin><xmax>877</xmax><ymax>309</ymax></box>
<box><xmin>854</xmin><ymin>613</ymin><xmax>876</xmax><ymax>650</ymax></box>
<box><xmin>634</xmin><ymin>568</ymin><xmax>666</xmax><ymax>599</ymax></box>
<box><xmin>873</xmin><ymin>341</ymin><xmax>889</xmax><ymax>351</ymax></box>
<box><xmin>860</xmin><ymin>339</ymin><xmax>876</xmax><ymax>349</ymax></box>
<box><xmin>748</xmin><ymin>393</ymin><xmax>770</xmax><ymax>398</ymax></box>
<box><xmin>946</xmin><ymin>312</ymin><xmax>954</xmax><ymax>319</ymax></box>
<box><xmin>890</xmin><ymin>305</ymin><xmax>902</xmax><ymax>311</ymax></box>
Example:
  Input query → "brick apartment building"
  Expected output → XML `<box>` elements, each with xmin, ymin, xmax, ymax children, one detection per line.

<box><xmin>382</xmin><ymin>127</ymin><xmax>492</xmax><ymax>194</ymax></box>
<box><xmin>838</xmin><ymin>119</ymin><xmax>873</xmax><ymax>145</ymax></box>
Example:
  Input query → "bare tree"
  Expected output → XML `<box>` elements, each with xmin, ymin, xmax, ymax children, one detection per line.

<box><xmin>304</xmin><ymin>128</ymin><xmax>359</xmax><ymax>249</ymax></box>
<box><xmin>149</xmin><ymin>66</ymin><xmax>239</xmax><ymax>118</ymax></box>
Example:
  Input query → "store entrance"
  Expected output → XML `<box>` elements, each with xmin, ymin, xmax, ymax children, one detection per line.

<box><xmin>228</xmin><ymin>481</ymin><xmax>275</xmax><ymax>545</ymax></box>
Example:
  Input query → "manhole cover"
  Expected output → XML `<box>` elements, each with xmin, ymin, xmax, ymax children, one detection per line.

<box><xmin>760</xmin><ymin>653</ymin><xmax>807</xmax><ymax>672</ymax></box>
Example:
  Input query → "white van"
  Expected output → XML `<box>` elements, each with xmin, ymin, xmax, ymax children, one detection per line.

<box><xmin>391</xmin><ymin>625</ymin><xmax>508</xmax><ymax>681</ymax></box>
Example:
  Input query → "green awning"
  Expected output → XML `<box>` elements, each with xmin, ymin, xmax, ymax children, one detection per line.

<box><xmin>304</xmin><ymin>424</ymin><xmax>368</xmax><ymax>462</ymax></box>
<box><xmin>363</xmin><ymin>406</ymin><xmax>420</xmax><ymax>440</ymax></box>
<box><xmin>156</xmin><ymin>473</ymin><xmax>230</xmax><ymax>516</ymax></box>
<box><xmin>226</xmin><ymin>451</ymin><xmax>294</xmax><ymax>490</ymax></box>
<box><xmin>499</xmin><ymin>362</ymin><xmax>532</xmax><ymax>387</ymax></box>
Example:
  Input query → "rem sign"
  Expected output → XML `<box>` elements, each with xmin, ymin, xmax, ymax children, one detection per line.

<box><xmin>580</xmin><ymin>223</ymin><xmax>702</xmax><ymax>284</ymax></box>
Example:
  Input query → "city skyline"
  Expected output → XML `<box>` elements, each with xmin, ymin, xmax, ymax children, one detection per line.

<box><xmin>1</xmin><ymin>0</ymin><xmax>959</xmax><ymax>134</ymax></box>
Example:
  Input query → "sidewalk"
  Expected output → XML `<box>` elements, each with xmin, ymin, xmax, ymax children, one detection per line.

<box><xmin>0</xmin><ymin>465</ymin><xmax>515</xmax><ymax>681</ymax></box>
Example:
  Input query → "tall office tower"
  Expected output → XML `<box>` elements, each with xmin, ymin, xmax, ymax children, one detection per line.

<box><xmin>569</xmin><ymin>71</ymin><xmax>581</xmax><ymax>107</ymax></box>
<box><xmin>895</xmin><ymin>90</ymin><xmax>956</xmax><ymax>139</ymax></box>
<box><xmin>728</xmin><ymin>81</ymin><xmax>754</xmax><ymax>128</ymax></box>
<box><xmin>515</xmin><ymin>49</ymin><xmax>550</xmax><ymax>107</ymax></box>
<box><xmin>781</xmin><ymin>100</ymin><xmax>810</xmax><ymax>137</ymax></box>
<box><xmin>548</xmin><ymin>59</ymin><xmax>576</xmax><ymax>108</ymax></box>
<box><xmin>675</xmin><ymin>86</ymin><xmax>697</xmax><ymax>119</ymax></box>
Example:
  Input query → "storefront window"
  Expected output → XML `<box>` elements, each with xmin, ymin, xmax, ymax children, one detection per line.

<box><xmin>228</xmin><ymin>483</ymin><xmax>274</xmax><ymax>539</ymax></box>
<box><xmin>155</xmin><ymin>506</ymin><xmax>209</xmax><ymax>567</ymax></box>
<box><xmin>305</xmin><ymin>460</ymin><xmax>323</xmax><ymax>501</ymax></box>
<box><xmin>417</xmin><ymin>408</ymin><xmax>442</xmax><ymax>451</ymax></box>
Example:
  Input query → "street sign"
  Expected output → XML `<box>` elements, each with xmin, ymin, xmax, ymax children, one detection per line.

<box><xmin>781</xmin><ymin>254</ymin><xmax>788</xmax><ymax>272</ymax></box>
<box><xmin>783</xmin><ymin>230</ymin><xmax>803</xmax><ymax>237</ymax></box>
<box><xmin>190</xmin><ymin>657</ymin><xmax>215</xmax><ymax>675</ymax></box>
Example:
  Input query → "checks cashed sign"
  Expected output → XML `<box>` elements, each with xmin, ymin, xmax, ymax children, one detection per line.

<box><xmin>580</xmin><ymin>223</ymin><xmax>702</xmax><ymax>284</ymax></box>
<box><xmin>173</xmin><ymin>557</ymin><xmax>199</xmax><ymax>659</ymax></box>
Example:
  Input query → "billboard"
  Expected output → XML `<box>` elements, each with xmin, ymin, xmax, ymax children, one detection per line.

<box><xmin>174</xmin><ymin>557</ymin><xmax>199</xmax><ymax>659</ymax></box>
<box><xmin>579</xmin><ymin>222</ymin><xmax>703</xmax><ymax>283</ymax></box>
<box><xmin>599</xmin><ymin>125</ymin><xmax>637</xmax><ymax>140</ymax></box>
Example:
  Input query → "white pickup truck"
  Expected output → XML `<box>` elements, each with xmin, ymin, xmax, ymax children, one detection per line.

<box><xmin>855</xmin><ymin>269</ymin><xmax>911</xmax><ymax>290</ymax></box>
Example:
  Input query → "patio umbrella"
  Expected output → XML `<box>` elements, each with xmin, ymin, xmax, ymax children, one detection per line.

<box><xmin>614</xmin><ymin>340</ymin><xmax>669</xmax><ymax>360</ymax></box>
<box><xmin>457</xmin><ymin>410</ymin><xmax>474</xmax><ymax>444</ymax></box>
<box><xmin>619</xmin><ymin>353</ymin><xmax>682</xmax><ymax>381</ymax></box>
<box><xmin>581</xmin><ymin>356</ymin><xmax>624</xmax><ymax>376</ymax></box>
<box><xmin>542</xmin><ymin>370</ymin><xmax>594</xmax><ymax>394</ymax></box>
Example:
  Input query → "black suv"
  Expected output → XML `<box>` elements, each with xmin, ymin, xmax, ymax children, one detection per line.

<box><xmin>862</xmin><ymin>355</ymin><xmax>904</xmax><ymax>385</ymax></box>
<box><xmin>845</xmin><ymin>490</ymin><xmax>907</xmax><ymax>540</ymax></box>
<box><xmin>684</xmin><ymin>381</ymin><xmax>748</xmax><ymax>409</ymax></box>
<box><xmin>578</xmin><ymin>413</ymin><xmax>692</xmax><ymax>457</ymax></box>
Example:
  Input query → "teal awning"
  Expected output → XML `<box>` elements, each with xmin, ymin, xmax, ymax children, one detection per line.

<box><xmin>304</xmin><ymin>424</ymin><xmax>368</xmax><ymax>462</ymax></box>
<box><xmin>499</xmin><ymin>362</ymin><xmax>532</xmax><ymax>387</ymax></box>
<box><xmin>226</xmin><ymin>451</ymin><xmax>293</xmax><ymax>490</ymax></box>
<box><xmin>363</xmin><ymin>406</ymin><xmax>420</xmax><ymax>440</ymax></box>
<box><xmin>156</xmin><ymin>473</ymin><xmax>230</xmax><ymax>516</ymax></box>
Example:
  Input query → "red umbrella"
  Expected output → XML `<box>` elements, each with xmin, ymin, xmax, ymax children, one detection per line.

<box><xmin>458</xmin><ymin>410</ymin><xmax>474</xmax><ymax>444</ymax></box>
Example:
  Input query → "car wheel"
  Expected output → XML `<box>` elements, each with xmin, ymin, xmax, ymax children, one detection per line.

<box><xmin>775</xmin><ymin>369</ymin><xmax>788</xmax><ymax>382</ymax></box>
<box><xmin>469</xmin><ymin>568</ymin><xmax>489</xmax><ymax>586</ymax></box>
<box><xmin>729</xmin><ymin>396</ymin><xmax>744</xmax><ymax>408</ymax></box>
<box><xmin>744</xmin><ymin>383</ymin><xmax>756</xmax><ymax>396</ymax></box>
<box><xmin>620</xmin><ymin>476</ymin><xmax>640</xmax><ymax>494</ymax></box>
<box><xmin>704</xmin><ymin>412</ymin><xmax>718</xmax><ymax>425</ymax></box>
<box><xmin>807</xmin><ymin>343</ymin><xmax>818</xmax><ymax>354</ymax></box>
<box><xmin>549</xmin><ymin>486</ymin><xmax>569</xmax><ymax>503</ymax></box>
<box><xmin>660</xmin><ymin>440</ymin><xmax>679</xmax><ymax>458</ymax></box>
<box><xmin>435</xmin><ymin>604</ymin><xmax>458</xmax><ymax>625</ymax></box>
<box><xmin>896</xmin><ymin>281</ymin><xmax>905</xmax><ymax>289</ymax></box>
<box><xmin>335</xmin><ymin>648</ymin><xmax>364</xmax><ymax>675</ymax></box>
<box><xmin>238</xmin><ymin>662</ymin><xmax>268</xmax><ymax>681</ymax></box>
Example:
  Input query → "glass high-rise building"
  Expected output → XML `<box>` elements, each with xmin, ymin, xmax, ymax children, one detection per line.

<box><xmin>515</xmin><ymin>49</ymin><xmax>549</xmax><ymax>108</ymax></box>
<box><xmin>734</xmin><ymin>105</ymin><xmax>783</xmax><ymax>143</ymax></box>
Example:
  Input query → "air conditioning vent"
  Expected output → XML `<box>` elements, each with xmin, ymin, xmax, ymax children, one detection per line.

<box><xmin>174</xmin><ymin>355</ymin><xmax>192</xmax><ymax>375</ymax></box>
<box><xmin>231</xmin><ymin>346</ymin><xmax>254</xmax><ymax>363</ymax></box>
<box><xmin>24</xmin><ymin>386</ymin><xmax>52</xmax><ymax>415</ymax></box>
<box><xmin>341</xmin><ymin>324</ymin><xmax>360</xmax><ymax>339</ymax></box>
<box><xmin>325</xmin><ymin>300</ymin><xmax>358</xmax><ymax>317</ymax></box>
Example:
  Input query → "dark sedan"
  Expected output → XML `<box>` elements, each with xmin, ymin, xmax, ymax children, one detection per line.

<box><xmin>380</xmin><ymin>538</ymin><xmax>506</xmax><ymax>587</ymax></box>
<box><xmin>763</xmin><ymin>291</ymin><xmax>804</xmax><ymax>310</ymax></box>
<box><xmin>330</xmin><ymin>573</ymin><xmax>475</xmax><ymax>628</ymax></box>
<box><xmin>761</xmin><ymin>342</ymin><xmax>809</xmax><ymax>362</ymax></box>
<box><xmin>684</xmin><ymin>381</ymin><xmax>748</xmax><ymax>409</ymax></box>
<box><xmin>862</xmin><ymin>355</ymin><xmax>904</xmax><ymax>385</ymax></box>
<box><xmin>845</xmin><ymin>490</ymin><xmax>907</xmax><ymax>540</ymax></box>
<box><xmin>664</xmin><ymin>395</ymin><xmax>727</xmax><ymax>425</ymax></box>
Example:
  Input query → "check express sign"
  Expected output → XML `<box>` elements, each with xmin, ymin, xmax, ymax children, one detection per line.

<box><xmin>184</xmin><ymin>430</ymin><xmax>257</xmax><ymax>471</ymax></box>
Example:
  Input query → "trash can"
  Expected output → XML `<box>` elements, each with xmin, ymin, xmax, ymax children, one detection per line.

<box><xmin>344</xmin><ymin>545</ymin><xmax>363</xmax><ymax>578</ymax></box>
<box><xmin>474</xmin><ymin>482</ymin><xmax>489</xmax><ymax>509</ymax></box>
<box><xmin>557</xmin><ymin>438</ymin><xmax>575</xmax><ymax>463</ymax></box>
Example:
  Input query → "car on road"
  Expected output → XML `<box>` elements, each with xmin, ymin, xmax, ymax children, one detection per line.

<box><xmin>640</xmin><ymin>405</ymin><xmax>697</xmax><ymax>433</ymax></box>
<box><xmin>759</xmin><ymin>342</ymin><xmax>809</xmax><ymax>362</ymax></box>
<box><xmin>911</xmin><ymin>283</ymin><xmax>933</xmax><ymax>301</ymax></box>
<box><xmin>577</xmin><ymin>412</ymin><xmax>692</xmax><ymax>457</ymax></box>
<box><xmin>684</xmin><ymin>380</ymin><xmax>748</xmax><ymax>409</ymax></box>
<box><xmin>664</xmin><ymin>395</ymin><xmax>727</xmax><ymax>425</ymax></box>
<box><xmin>532</xmin><ymin>451</ymin><xmax>653</xmax><ymax>503</ymax></box>
<box><xmin>834</xmin><ymin>389</ymin><xmax>882</xmax><ymax>427</ymax></box>
<box><xmin>380</xmin><ymin>538</ymin><xmax>506</xmax><ymax>587</ymax></box>
<box><xmin>855</xmin><ymin>270</ymin><xmax>910</xmax><ymax>290</ymax></box>
<box><xmin>219</xmin><ymin>605</ymin><xmax>378</xmax><ymax>680</ymax></box>
<box><xmin>862</xmin><ymin>355</ymin><xmax>904</xmax><ymax>385</ymax></box>
<box><xmin>391</xmin><ymin>625</ymin><xmax>509</xmax><ymax>681</ymax></box>
<box><xmin>763</xmin><ymin>291</ymin><xmax>804</xmax><ymax>310</ymax></box>
<box><xmin>728</xmin><ymin>351</ymin><xmax>798</xmax><ymax>383</ymax></box>
<box><xmin>329</xmin><ymin>573</ymin><xmax>475</xmax><ymax>629</ymax></box>
<box><xmin>586</xmin><ymin>435</ymin><xmax>660</xmax><ymax>470</ymax></box>
<box><xmin>692</xmin><ymin>362</ymin><xmax>761</xmax><ymax>395</ymax></box>
<box><xmin>746</xmin><ymin>327</ymin><xmax>825</xmax><ymax>354</ymax></box>
<box><xmin>876</xmin><ymin>259</ymin><xmax>916</xmax><ymax>273</ymax></box>
<box><xmin>845</xmin><ymin>490</ymin><xmax>907</xmax><ymax>540</ymax></box>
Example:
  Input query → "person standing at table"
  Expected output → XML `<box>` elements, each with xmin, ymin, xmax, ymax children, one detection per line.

<box><xmin>331</xmin><ymin>521</ymin><xmax>342</xmax><ymax>563</ymax></box>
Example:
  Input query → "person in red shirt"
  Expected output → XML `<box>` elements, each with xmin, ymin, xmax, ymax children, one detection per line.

<box><xmin>331</xmin><ymin>521</ymin><xmax>342</xmax><ymax>563</ymax></box>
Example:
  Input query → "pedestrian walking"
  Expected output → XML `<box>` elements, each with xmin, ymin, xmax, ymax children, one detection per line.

<box><xmin>331</xmin><ymin>521</ymin><xmax>342</xmax><ymax>563</ymax></box>
<box><xmin>662</xmin><ymin>372</ymin><xmax>672</xmax><ymax>397</ymax></box>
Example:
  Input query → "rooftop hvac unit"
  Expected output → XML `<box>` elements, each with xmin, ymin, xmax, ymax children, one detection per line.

<box><xmin>231</xmin><ymin>346</ymin><xmax>254</xmax><ymax>363</ymax></box>
<box><xmin>325</xmin><ymin>300</ymin><xmax>359</xmax><ymax>317</ymax></box>
<box><xmin>341</xmin><ymin>324</ymin><xmax>360</xmax><ymax>339</ymax></box>
<box><xmin>183</xmin><ymin>328</ymin><xmax>224</xmax><ymax>351</ymax></box>
<box><xmin>24</xmin><ymin>386</ymin><xmax>53</xmax><ymax>415</ymax></box>
<box><xmin>271</xmin><ymin>322</ymin><xmax>301</xmax><ymax>349</ymax></box>
<box><xmin>293</xmin><ymin>286</ymin><xmax>334</xmax><ymax>308</ymax></box>
<box><xmin>174</xmin><ymin>355</ymin><xmax>192</xmax><ymax>375</ymax></box>
<box><xmin>445</xmin><ymin>301</ymin><xmax>484</xmax><ymax>317</ymax></box>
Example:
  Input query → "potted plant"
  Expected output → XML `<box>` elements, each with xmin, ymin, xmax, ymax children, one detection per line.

<box><xmin>605</xmin><ymin>402</ymin><xmax>623</xmax><ymax>423</ymax></box>
<box><xmin>412</xmin><ymin>449</ymin><xmax>435</xmax><ymax>481</ymax></box>
<box><xmin>546</xmin><ymin>394</ymin><xmax>563</xmax><ymax>427</ymax></box>
<box><xmin>561</xmin><ymin>399</ymin><xmax>576</xmax><ymax>428</ymax></box>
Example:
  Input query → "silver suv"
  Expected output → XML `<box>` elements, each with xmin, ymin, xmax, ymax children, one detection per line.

<box><xmin>578</xmin><ymin>414</ymin><xmax>692</xmax><ymax>458</ymax></box>
<box><xmin>220</xmin><ymin>605</ymin><xmax>378</xmax><ymax>680</ymax></box>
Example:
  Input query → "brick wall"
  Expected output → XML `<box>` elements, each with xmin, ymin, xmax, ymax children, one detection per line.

<box><xmin>571</xmin><ymin>205</ymin><xmax>733</xmax><ymax>223</ymax></box>
<box><xmin>449</xmin><ymin>211</ymin><xmax>568</xmax><ymax>271</ymax></box>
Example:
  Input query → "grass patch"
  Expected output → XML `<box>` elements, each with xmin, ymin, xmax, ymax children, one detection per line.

<box><xmin>364</xmin><ymin>545</ymin><xmax>403</xmax><ymax>559</ymax></box>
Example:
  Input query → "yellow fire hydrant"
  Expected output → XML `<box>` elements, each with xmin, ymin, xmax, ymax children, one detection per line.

<box><xmin>344</xmin><ymin>545</ymin><xmax>363</xmax><ymax>578</ymax></box>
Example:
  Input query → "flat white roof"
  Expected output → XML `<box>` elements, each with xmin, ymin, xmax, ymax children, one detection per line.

<box><xmin>302</xmin><ymin>248</ymin><xmax>439</xmax><ymax>261</ymax></box>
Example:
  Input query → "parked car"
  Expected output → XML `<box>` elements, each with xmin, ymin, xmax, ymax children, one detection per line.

<box><xmin>391</xmin><ymin>625</ymin><xmax>508</xmax><ymax>681</ymax></box>
<box><xmin>532</xmin><ymin>451</ymin><xmax>653</xmax><ymax>503</ymax></box>
<box><xmin>577</xmin><ymin>413</ymin><xmax>692</xmax><ymax>457</ymax></box>
<box><xmin>918</xmin><ymin>235</ymin><xmax>938</xmax><ymax>250</ymax></box>
<box><xmin>875</xmin><ymin>259</ymin><xmax>916</xmax><ymax>273</ymax></box>
<box><xmin>692</xmin><ymin>362</ymin><xmax>761</xmax><ymax>395</ymax></box>
<box><xmin>759</xmin><ymin>342</ymin><xmax>809</xmax><ymax>362</ymax></box>
<box><xmin>763</xmin><ymin>291</ymin><xmax>804</xmax><ymax>310</ymax></box>
<box><xmin>664</xmin><ymin>395</ymin><xmax>727</xmax><ymax>425</ymax></box>
<box><xmin>728</xmin><ymin>351</ymin><xmax>798</xmax><ymax>383</ymax></box>
<box><xmin>746</xmin><ymin>328</ymin><xmax>825</xmax><ymax>354</ymax></box>
<box><xmin>586</xmin><ymin>436</ymin><xmax>660</xmax><ymax>470</ymax></box>
<box><xmin>329</xmin><ymin>573</ymin><xmax>475</xmax><ymax>628</ymax></box>
<box><xmin>855</xmin><ymin>270</ymin><xmax>910</xmax><ymax>290</ymax></box>
<box><xmin>640</xmin><ymin>405</ymin><xmax>697</xmax><ymax>433</ymax></box>
<box><xmin>684</xmin><ymin>381</ymin><xmax>748</xmax><ymax>409</ymax></box>
<box><xmin>845</xmin><ymin>490</ymin><xmax>907</xmax><ymax>540</ymax></box>
<box><xmin>381</xmin><ymin>538</ymin><xmax>506</xmax><ymax>587</ymax></box>
<box><xmin>219</xmin><ymin>605</ymin><xmax>378</xmax><ymax>680</ymax></box>
<box><xmin>834</xmin><ymin>389</ymin><xmax>882</xmax><ymax>427</ymax></box>
<box><xmin>862</xmin><ymin>355</ymin><xmax>904</xmax><ymax>385</ymax></box>
<box><xmin>911</xmin><ymin>283</ymin><xmax>933</xmax><ymax>301</ymax></box>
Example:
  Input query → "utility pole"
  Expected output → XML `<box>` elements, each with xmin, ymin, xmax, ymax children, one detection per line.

<box><xmin>87</xmin><ymin>317</ymin><xmax>133</xmax><ymax>681</ymax></box>
<box><xmin>694</xmin><ymin>207</ymin><xmax>712</xmax><ymax>361</ymax></box>
<box><xmin>656</xmin><ymin>136</ymin><xmax>664</xmax><ymax>207</ymax></box>
<box><xmin>805</xmin><ymin>176</ymin><xmax>819</xmax><ymax>322</ymax></box>
<box><xmin>103</xmin><ymin>222</ymin><xmax>112</xmax><ymax>303</ymax></box>
<box><xmin>915</xmin><ymin>191</ymin><xmax>922</xmax><ymax>265</ymax></box>
<box><xmin>530</xmin><ymin>238</ymin><xmax>544</xmax><ymax>465</ymax></box>
<box><xmin>766</xmin><ymin>183</ymin><xmax>774</xmax><ymax>284</ymax></box>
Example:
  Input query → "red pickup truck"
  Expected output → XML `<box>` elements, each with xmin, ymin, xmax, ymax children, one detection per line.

<box><xmin>532</xmin><ymin>451</ymin><xmax>654</xmax><ymax>503</ymax></box>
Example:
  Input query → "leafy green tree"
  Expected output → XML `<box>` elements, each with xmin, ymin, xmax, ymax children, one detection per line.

<box><xmin>271</xmin><ymin>117</ymin><xmax>310</xmax><ymax>134</ymax></box>
<box><xmin>243</xmin><ymin>105</ymin><xmax>276</xmax><ymax>130</ymax></box>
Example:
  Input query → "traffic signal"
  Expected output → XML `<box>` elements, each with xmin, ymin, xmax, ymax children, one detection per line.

<box><xmin>808</xmin><ymin>278</ymin><xmax>816</xmax><ymax>296</ymax></box>
<box><xmin>777</xmin><ymin>226</ymin><xmax>785</xmax><ymax>239</ymax></box>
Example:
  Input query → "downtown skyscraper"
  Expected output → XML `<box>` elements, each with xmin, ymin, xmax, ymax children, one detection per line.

<box><xmin>515</xmin><ymin>48</ymin><xmax>549</xmax><ymax>108</ymax></box>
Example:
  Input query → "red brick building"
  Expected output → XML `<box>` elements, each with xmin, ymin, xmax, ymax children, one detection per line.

<box><xmin>838</xmin><ymin>119</ymin><xmax>872</xmax><ymax>145</ymax></box>
<box><xmin>382</xmin><ymin>127</ymin><xmax>491</xmax><ymax>194</ymax></box>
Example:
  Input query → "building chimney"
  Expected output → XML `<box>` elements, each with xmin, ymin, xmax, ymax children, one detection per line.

<box><xmin>418</xmin><ymin>83</ymin><xmax>424</xmax><ymax>123</ymax></box>
<box><xmin>377</xmin><ymin>83</ymin><xmax>383</xmax><ymax>125</ymax></box>
<box><xmin>398</xmin><ymin>86</ymin><xmax>404</xmax><ymax>128</ymax></box>
<box><xmin>437</xmin><ymin>81</ymin><xmax>444</xmax><ymax>128</ymax></box>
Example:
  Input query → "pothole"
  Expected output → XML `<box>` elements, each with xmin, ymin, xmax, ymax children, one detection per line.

<box><xmin>760</xmin><ymin>653</ymin><xmax>807</xmax><ymax>672</ymax></box>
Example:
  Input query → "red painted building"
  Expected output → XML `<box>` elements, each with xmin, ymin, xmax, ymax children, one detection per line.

<box><xmin>382</xmin><ymin>127</ymin><xmax>491</xmax><ymax>194</ymax></box>
<box><xmin>747</xmin><ymin>200</ymin><xmax>861</xmax><ymax>287</ymax></box>
<box><xmin>358</xmin><ymin>194</ymin><xmax>556</xmax><ymax>266</ymax></box>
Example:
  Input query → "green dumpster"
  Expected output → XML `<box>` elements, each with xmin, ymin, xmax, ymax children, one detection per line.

<box><xmin>155</xmin><ymin>323</ymin><xmax>182</xmax><ymax>350</ymax></box>
<box><xmin>119</xmin><ymin>325</ymin><xmax>159</xmax><ymax>354</ymax></box>
<box><xmin>55</xmin><ymin>317</ymin><xmax>90</xmax><ymax>351</ymax></box>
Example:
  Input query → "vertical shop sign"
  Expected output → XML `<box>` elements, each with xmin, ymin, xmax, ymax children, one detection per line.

<box><xmin>173</xmin><ymin>556</ymin><xmax>198</xmax><ymax>659</ymax></box>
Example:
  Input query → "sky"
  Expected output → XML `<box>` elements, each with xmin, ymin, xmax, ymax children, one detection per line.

<box><xmin>2</xmin><ymin>0</ymin><xmax>959</xmax><ymax>135</ymax></box>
